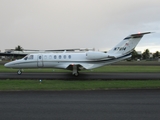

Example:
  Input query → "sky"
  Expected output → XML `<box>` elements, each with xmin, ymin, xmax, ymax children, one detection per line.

<box><xmin>0</xmin><ymin>0</ymin><xmax>160</xmax><ymax>53</ymax></box>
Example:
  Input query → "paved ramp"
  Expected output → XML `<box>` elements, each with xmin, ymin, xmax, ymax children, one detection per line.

<box><xmin>0</xmin><ymin>72</ymin><xmax>160</xmax><ymax>80</ymax></box>
<box><xmin>0</xmin><ymin>90</ymin><xmax>160</xmax><ymax>120</ymax></box>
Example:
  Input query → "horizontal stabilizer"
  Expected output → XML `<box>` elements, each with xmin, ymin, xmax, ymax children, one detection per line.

<box><xmin>130</xmin><ymin>32</ymin><xmax>151</xmax><ymax>37</ymax></box>
<box><xmin>124</xmin><ymin>32</ymin><xmax>152</xmax><ymax>40</ymax></box>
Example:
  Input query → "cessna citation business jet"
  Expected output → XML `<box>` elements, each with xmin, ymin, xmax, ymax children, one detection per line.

<box><xmin>4</xmin><ymin>32</ymin><xmax>151</xmax><ymax>76</ymax></box>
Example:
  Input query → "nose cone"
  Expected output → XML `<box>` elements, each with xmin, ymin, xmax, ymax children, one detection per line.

<box><xmin>4</xmin><ymin>63</ymin><xmax>11</xmax><ymax>68</ymax></box>
<box><xmin>4</xmin><ymin>61</ymin><xmax>16</xmax><ymax>68</ymax></box>
<box><xmin>4</xmin><ymin>60</ymin><xmax>22</xmax><ymax>68</ymax></box>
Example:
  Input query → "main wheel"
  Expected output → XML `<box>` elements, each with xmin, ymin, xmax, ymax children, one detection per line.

<box><xmin>73</xmin><ymin>72</ymin><xmax>79</xmax><ymax>77</ymax></box>
<box><xmin>17</xmin><ymin>70</ymin><xmax>22</xmax><ymax>75</ymax></box>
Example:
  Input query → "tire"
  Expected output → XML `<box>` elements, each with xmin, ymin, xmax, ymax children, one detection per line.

<box><xmin>17</xmin><ymin>70</ymin><xmax>22</xmax><ymax>75</ymax></box>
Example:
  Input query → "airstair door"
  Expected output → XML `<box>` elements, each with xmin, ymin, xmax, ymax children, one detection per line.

<box><xmin>37</xmin><ymin>55</ymin><xmax>43</xmax><ymax>67</ymax></box>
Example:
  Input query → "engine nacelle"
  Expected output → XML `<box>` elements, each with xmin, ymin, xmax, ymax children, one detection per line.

<box><xmin>86</xmin><ymin>51</ymin><xmax>109</xmax><ymax>60</ymax></box>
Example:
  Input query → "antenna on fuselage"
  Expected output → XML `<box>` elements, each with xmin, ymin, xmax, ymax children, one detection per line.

<box><xmin>63</xmin><ymin>50</ymin><xmax>66</xmax><ymax>53</ymax></box>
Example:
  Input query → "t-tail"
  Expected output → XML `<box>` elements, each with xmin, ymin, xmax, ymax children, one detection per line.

<box><xmin>107</xmin><ymin>32</ymin><xmax>151</xmax><ymax>58</ymax></box>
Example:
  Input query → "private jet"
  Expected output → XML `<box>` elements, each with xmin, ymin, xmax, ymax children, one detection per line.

<box><xmin>4</xmin><ymin>32</ymin><xmax>151</xmax><ymax>76</ymax></box>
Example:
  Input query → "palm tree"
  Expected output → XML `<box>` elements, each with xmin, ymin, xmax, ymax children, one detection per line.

<box><xmin>15</xmin><ymin>45</ymin><xmax>23</xmax><ymax>51</ymax></box>
<box><xmin>153</xmin><ymin>51</ymin><xmax>160</xmax><ymax>59</ymax></box>
<box><xmin>142</xmin><ymin>49</ymin><xmax>150</xmax><ymax>60</ymax></box>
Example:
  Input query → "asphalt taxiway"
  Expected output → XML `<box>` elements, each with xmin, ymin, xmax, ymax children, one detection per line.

<box><xmin>0</xmin><ymin>72</ymin><xmax>160</xmax><ymax>80</ymax></box>
<box><xmin>0</xmin><ymin>90</ymin><xmax>160</xmax><ymax>120</ymax></box>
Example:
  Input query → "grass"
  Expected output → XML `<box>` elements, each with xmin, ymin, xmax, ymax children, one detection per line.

<box><xmin>0</xmin><ymin>80</ymin><xmax>160</xmax><ymax>91</ymax></box>
<box><xmin>0</xmin><ymin>63</ymin><xmax>160</xmax><ymax>91</ymax></box>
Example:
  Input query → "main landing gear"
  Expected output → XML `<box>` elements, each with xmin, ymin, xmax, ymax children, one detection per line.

<box><xmin>17</xmin><ymin>69</ymin><xmax>22</xmax><ymax>75</ymax></box>
<box><xmin>72</xmin><ymin>71</ymin><xmax>79</xmax><ymax>76</ymax></box>
<box><xmin>72</xmin><ymin>65</ymin><xmax>79</xmax><ymax>76</ymax></box>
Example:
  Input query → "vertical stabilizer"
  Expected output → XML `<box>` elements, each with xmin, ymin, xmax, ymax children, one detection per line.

<box><xmin>107</xmin><ymin>32</ymin><xmax>151</xmax><ymax>57</ymax></box>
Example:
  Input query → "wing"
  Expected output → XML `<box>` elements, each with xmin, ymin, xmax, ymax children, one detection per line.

<box><xmin>66</xmin><ymin>63</ymin><xmax>95</xmax><ymax>71</ymax></box>
<box><xmin>55</xmin><ymin>63</ymin><xmax>95</xmax><ymax>70</ymax></box>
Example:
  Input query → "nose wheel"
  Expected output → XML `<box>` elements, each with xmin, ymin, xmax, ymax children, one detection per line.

<box><xmin>17</xmin><ymin>69</ymin><xmax>22</xmax><ymax>75</ymax></box>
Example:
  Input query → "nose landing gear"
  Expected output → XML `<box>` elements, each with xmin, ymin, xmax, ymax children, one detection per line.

<box><xmin>17</xmin><ymin>69</ymin><xmax>22</xmax><ymax>75</ymax></box>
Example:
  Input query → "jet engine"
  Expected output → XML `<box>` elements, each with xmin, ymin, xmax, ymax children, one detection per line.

<box><xmin>86</xmin><ymin>51</ymin><xmax>109</xmax><ymax>60</ymax></box>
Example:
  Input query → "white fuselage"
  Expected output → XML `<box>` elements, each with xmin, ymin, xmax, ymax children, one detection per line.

<box><xmin>4</xmin><ymin>52</ymin><xmax>131</xmax><ymax>70</ymax></box>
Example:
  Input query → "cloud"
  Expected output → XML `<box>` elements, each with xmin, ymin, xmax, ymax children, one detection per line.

<box><xmin>0</xmin><ymin>0</ymin><xmax>160</xmax><ymax>52</ymax></box>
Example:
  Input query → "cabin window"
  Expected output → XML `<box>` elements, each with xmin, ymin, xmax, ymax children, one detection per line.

<box><xmin>39</xmin><ymin>56</ymin><xmax>41</xmax><ymax>59</ymax></box>
<box><xmin>68</xmin><ymin>55</ymin><xmax>71</xmax><ymax>59</ymax></box>
<box><xmin>28</xmin><ymin>55</ymin><xmax>34</xmax><ymax>60</ymax></box>
<box><xmin>49</xmin><ymin>55</ymin><xmax>52</xmax><ymax>59</ymax></box>
<box><xmin>44</xmin><ymin>55</ymin><xmax>47</xmax><ymax>59</ymax></box>
<box><xmin>54</xmin><ymin>55</ymin><xmax>57</xmax><ymax>59</ymax></box>
<box><xmin>64</xmin><ymin>55</ymin><xmax>66</xmax><ymax>59</ymax></box>
<box><xmin>59</xmin><ymin>55</ymin><xmax>61</xmax><ymax>59</ymax></box>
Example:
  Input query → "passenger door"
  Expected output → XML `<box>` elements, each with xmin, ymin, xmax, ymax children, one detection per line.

<box><xmin>37</xmin><ymin>54</ymin><xmax>43</xmax><ymax>67</ymax></box>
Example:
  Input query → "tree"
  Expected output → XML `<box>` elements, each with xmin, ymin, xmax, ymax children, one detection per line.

<box><xmin>153</xmin><ymin>51</ymin><xmax>160</xmax><ymax>59</ymax></box>
<box><xmin>131</xmin><ymin>50</ymin><xmax>137</xmax><ymax>60</ymax></box>
<box><xmin>15</xmin><ymin>45</ymin><xmax>23</xmax><ymax>51</ymax></box>
<box><xmin>142</xmin><ymin>49</ymin><xmax>150</xmax><ymax>60</ymax></box>
<box><xmin>131</xmin><ymin>50</ymin><xmax>142</xmax><ymax>60</ymax></box>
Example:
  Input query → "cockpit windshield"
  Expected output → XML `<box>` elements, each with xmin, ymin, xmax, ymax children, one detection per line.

<box><xmin>23</xmin><ymin>56</ymin><xmax>28</xmax><ymax>60</ymax></box>
<box><xmin>23</xmin><ymin>55</ymin><xmax>34</xmax><ymax>60</ymax></box>
<box><xmin>28</xmin><ymin>55</ymin><xmax>34</xmax><ymax>60</ymax></box>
